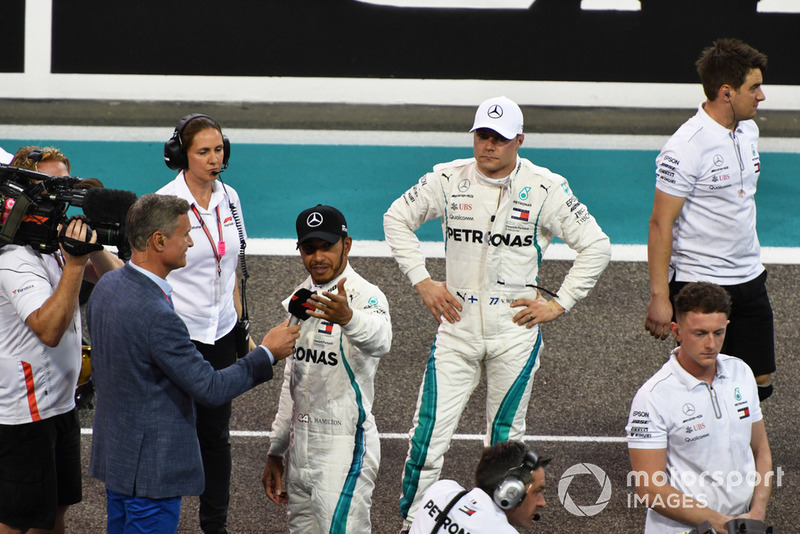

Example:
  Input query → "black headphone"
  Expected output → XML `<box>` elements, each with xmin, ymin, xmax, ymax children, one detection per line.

<box><xmin>493</xmin><ymin>450</ymin><xmax>545</xmax><ymax>510</ymax></box>
<box><xmin>27</xmin><ymin>147</ymin><xmax>44</xmax><ymax>164</ymax></box>
<box><xmin>163</xmin><ymin>113</ymin><xmax>230</xmax><ymax>171</ymax></box>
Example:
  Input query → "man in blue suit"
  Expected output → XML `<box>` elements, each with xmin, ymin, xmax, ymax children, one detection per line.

<box><xmin>87</xmin><ymin>193</ymin><xmax>300</xmax><ymax>534</ymax></box>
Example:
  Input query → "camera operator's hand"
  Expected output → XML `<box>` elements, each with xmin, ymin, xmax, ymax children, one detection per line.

<box><xmin>58</xmin><ymin>218</ymin><xmax>99</xmax><ymax>263</ymax></box>
<box><xmin>58</xmin><ymin>217</ymin><xmax>123</xmax><ymax>282</ymax></box>
<box><xmin>27</xmin><ymin>218</ymin><xmax>99</xmax><ymax>347</ymax></box>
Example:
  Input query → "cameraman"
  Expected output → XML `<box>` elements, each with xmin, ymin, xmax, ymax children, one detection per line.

<box><xmin>0</xmin><ymin>146</ymin><xmax>123</xmax><ymax>534</ymax></box>
<box><xmin>9</xmin><ymin>145</ymin><xmax>71</xmax><ymax>177</ymax></box>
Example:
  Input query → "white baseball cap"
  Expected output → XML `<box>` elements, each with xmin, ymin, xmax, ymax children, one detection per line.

<box><xmin>469</xmin><ymin>96</ymin><xmax>524</xmax><ymax>140</ymax></box>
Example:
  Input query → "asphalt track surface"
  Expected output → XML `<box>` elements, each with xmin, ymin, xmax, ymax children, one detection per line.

<box><xmin>70</xmin><ymin>257</ymin><xmax>799</xmax><ymax>533</ymax></box>
<box><xmin>7</xmin><ymin>101</ymin><xmax>798</xmax><ymax>533</ymax></box>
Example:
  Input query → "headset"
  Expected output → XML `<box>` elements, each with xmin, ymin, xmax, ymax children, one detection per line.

<box><xmin>27</xmin><ymin>147</ymin><xmax>44</xmax><ymax>165</ymax></box>
<box><xmin>163</xmin><ymin>113</ymin><xmax>230</xmax><ymax>171</ymax></box>
<box><xmin>493</xmin><ymin>449</ymin><xmax>546</xmax><ymax>510</ymax></box>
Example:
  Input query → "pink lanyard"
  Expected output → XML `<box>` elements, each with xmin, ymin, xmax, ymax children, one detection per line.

<box><xmin>190</xmin><ymin>204</ymin><xmax>225</xmax><ymax>278</ymax></box>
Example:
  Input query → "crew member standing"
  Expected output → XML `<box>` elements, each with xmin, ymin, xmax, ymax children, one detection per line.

<box><xmin>644</xmin><ymin>38</ymin><xmax>775</xmax><ymax>401</ymax></box>
<box><xmin>159</xmin><ymin>114</ymin><xmax>248</xmax><ymax>534</ymax></box>
<box><xmin>0</xmin><ymin>146</ymin><xmax>123</xmax><ymax>534</ymax></box>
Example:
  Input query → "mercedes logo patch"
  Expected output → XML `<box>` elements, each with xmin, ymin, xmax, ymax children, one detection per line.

<box><xmin>307</xmin><ymin>212</ymin><xmax>323</xmax><ymax>227</ymax></box>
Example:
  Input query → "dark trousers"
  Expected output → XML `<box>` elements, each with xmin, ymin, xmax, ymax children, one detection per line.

<box><xmin>193</xmin><ymin>328</ymin><xmax>237</xmax><ymax>534</ymax></box>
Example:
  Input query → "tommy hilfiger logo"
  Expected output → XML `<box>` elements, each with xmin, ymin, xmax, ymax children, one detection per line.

<box><xmin>512</xmin><ymin>207</ymin><xmax>530</xmax><ymax>221</ymax></box>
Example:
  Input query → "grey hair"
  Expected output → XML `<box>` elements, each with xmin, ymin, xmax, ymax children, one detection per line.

<box><xmin>126</xmin><ymin>193</ymin><xmax>190</xmax><ymax>251</ymax></box>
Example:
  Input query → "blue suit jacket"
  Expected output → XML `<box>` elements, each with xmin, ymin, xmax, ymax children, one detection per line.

<box><xmin>86</xmin><ymin>264</ymin><xmax>273</xmax><ymax>499</ymax></box>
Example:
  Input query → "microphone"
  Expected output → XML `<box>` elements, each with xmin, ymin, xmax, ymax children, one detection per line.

<box><xmin>81</xmin><ymin>188</ymin><xmax>138</xmax><ymax>225</ymax></box>
<box><xmin>533</xmin><ymin>514</ymin><xmax>540</xmax><ymax>522</ymax></box>
<box><xmin>211</xmin><ymin>160</ymin><xmax>228</xmax><ymax>177</ymax></box>
<box><xmin>288</xmin><ymin>288</ymin><xmax>315</xmax><ymax>326</ymax></box>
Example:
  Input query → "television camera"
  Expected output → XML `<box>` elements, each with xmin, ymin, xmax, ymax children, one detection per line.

<box><xmin>0</xmin><ymin>163</ymin><xmax>137</xmax><ymax>260</ymax></box>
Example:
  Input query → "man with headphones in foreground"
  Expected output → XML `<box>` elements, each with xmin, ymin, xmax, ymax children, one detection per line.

<box><xmin>409</xmin><ymin>441</ymin><xmax>547</xmax><ymax>533</ymax></box>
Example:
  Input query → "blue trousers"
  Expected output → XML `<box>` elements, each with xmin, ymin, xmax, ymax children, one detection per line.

<box><xmin>106</xmin><ymin>489</ymin><xmax>181</xmax><ymax>534</ymax></box>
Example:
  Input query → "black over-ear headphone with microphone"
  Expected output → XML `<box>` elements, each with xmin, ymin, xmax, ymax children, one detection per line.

<box><xmin>163</xmin><ymin>113</ymin><xmax>230</xmax><ymax>171</ymax></box>
<box><xmin>493</xmin><ymin>449</ymin><xmax>547</xmax><ymax>511</ymax></box>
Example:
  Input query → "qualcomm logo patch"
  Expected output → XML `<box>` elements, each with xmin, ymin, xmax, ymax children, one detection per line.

<box><xmin>558</xmin><ymin>463</ymin><xmax>612</xmax><ymax>517</ymax></box>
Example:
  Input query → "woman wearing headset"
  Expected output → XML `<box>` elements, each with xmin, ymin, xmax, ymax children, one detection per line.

<box><xmin>158</xmin><ymin>114</ymin><xmax>250</xmax><ymax>534</ymax></box>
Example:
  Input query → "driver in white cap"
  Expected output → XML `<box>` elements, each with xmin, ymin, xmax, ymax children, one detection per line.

<box><xmin>384</xmin><ymin>96</ymin><xmax>611</xmax><ymax>532</ymax></box>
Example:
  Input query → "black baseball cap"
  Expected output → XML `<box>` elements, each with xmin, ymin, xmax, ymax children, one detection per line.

<box><xmin>296</xmin><ymin>204</ymin><xmax>348</xmax><ymax>245</ymax></box>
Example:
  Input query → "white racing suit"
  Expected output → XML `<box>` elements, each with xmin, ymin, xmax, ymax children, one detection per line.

<box><xmin>269</xmin><ymin>263</ymin><xmax>392</xmax><ymax>534</ymax></box>
<box><xmin>384</xmin><ymin>156</ymin><xmax>611</xmax><ymax>524</ymax></box>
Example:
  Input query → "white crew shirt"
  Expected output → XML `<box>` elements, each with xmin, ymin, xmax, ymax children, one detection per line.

<box><xmin>0</xmin><ymin>146</ymin><xmax>12</xmax><ymax>164</ymax></box>
<box><xmin>626</xmin><ymin>349</ymin><xmax>762</xmax><ymax>533</ymax></box>
<box><xmin>0</xmin><ymin>245</ymin><xmax>81</xmax><ymax>424</ymax></box>
<box><xmin>157</xmin><ymin>173</ymin><xmax>246</xmax><ymax>344</ymax></box>
<box><xmin>655</xmin><ymin>104</ymin><xmax>763</xmax><ymax>284</ymax></box>
<box><xmin>409</xmin><ymin>479</ymin><xmax>518</xmax><ymax>534</ymax></box>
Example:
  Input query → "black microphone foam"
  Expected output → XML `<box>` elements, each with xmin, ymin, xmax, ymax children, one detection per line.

<box><xmin>82</xmin><ymin>188</ymin><xmax>138</xmax><ymax>225</ymax></box>
<box><xmin>533</xmin><ymin>513</ymin><xmax>540</xmax><ymax>522</ymax></box>
<box><xmin>288</xmin><ymin>288</ymin><xmax>315</xmax><ymax>325</ymax></box>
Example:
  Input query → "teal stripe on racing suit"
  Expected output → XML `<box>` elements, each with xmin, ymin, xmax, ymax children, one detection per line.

<box><xmin>490</xmin><ymin>330</ymin><xmax>542</xmax><ymax>444</ymax></box>
<box><xmin>399</xmin><ymin>337</ymin><xmax>439</xmax><ymax>518</ymax></box>
<box><xmin>330</xmin><ymin>336</ymin><xmax>368</xmax><ymax>534</ymax></box>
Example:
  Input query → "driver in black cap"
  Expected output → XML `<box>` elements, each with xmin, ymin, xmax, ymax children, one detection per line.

<box><xmin>262</xmin><ymin>205</ymin><xmax>393</xmax><ymax>534</ymax></box>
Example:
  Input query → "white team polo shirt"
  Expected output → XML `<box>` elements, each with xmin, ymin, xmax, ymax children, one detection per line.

<box><xmin>158</xmin><ymin>173</ymin><xmax>245</xmax><ymax>344</ymax></box>
<box><xmin>0</xmin><ymin>146</ymin><xmax>12</xmax><ymax>164</ymax></box>
<box><xmin>409</xmin><ymin>479</ymin><xmax>519</xmax><ymax>534</ymax></box>
<box><xmin>655</xmin><ymin>104</ymin><xmax>763</xmax><ymax>284</ymax></box>
<box><xmin>626</xmin><ymin>349</ymin><xmax>762</xmax><ymax>533</ymax></box>
<box><xmin>0</xmin><ymin>246</ymin><xmax>81</xmax><ymax>424</ymax></box>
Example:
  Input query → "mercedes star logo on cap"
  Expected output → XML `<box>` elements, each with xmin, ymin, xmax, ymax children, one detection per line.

<box><xmin>488</xmin><ymin>104</ymin><xmax>503</xmax><ymax>119</ymax></box>
<box><xmin>307</xmin><ymin>212</ymin><xmax>323</xmax><ymax>227</ymax></box>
